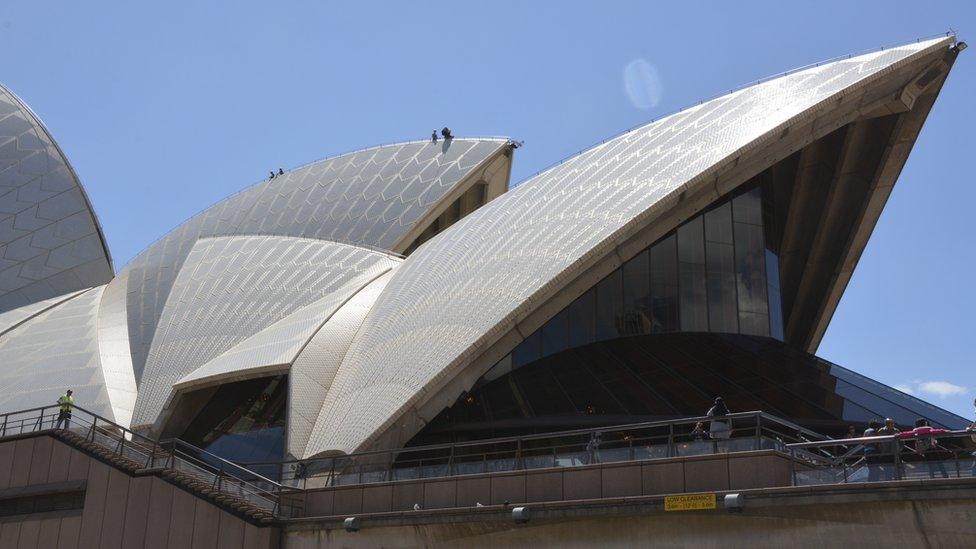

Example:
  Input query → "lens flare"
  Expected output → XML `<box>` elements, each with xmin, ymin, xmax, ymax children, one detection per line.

<box><xmin>623</xmin><ymin>59</ymin><xmax>662</xmax><ymax>110</ymax></box>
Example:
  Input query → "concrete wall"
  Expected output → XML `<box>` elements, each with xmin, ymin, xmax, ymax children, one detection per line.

<box><xmin>284</xmin><ymin>497</ymin><xmax>976</xmax><ymax>548</ymax></box>
<box><xmin>300</xmin><ymin>450</ymin><xmax>793</xmax><ymax>517</ymax></box>
<box><xmin>0</xmin><ymin>436</ymin><xmax>279</xmax><ymax>549</ymax></box>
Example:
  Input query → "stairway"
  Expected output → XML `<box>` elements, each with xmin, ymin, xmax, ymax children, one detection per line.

<box><xmin>52</xmin><ymin>428</ymin><xmax>278</xmax><ymax>525</ymax></box>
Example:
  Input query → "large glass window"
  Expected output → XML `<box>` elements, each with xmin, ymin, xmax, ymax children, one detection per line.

<box><xmin>704</xmin><ymin>203</ymin><xmax>738</xmax><ymax>333</ymax></box>
<box><xmin>677</xmin><ymin>217</ymin><xmax>707</xmax><ymax>331</ymax></box>
<box><xmin>409</xmin><ymin>332</ymin><xmax>969</xmax><ymax>446</ymax></box>
<box><xmin>766</xmin><ymin>249</ymin><xmax>784</xmax><ymax>340</ymax></box>
<box><xmin>503</xmin><ymin>180</ymin><xmax>787</xmax><ymax>371</ymax></box>
<box><xmin>621</xmin><ymin>250</ymin><xmax>651</xmax><ymax>335</ymax></box>
<box><xmin>650</xmin><ymin>235</ymin><xmax>679</xmax><ymax>332</ymax></box>
<box><xmin>733</xmin><ymin>188</ymin><xmax>769</xmax><ymax>336</ymax></box>
<box><xmin>732</xmin><ymin>186</ymin><xmax>763</xmax><ymax>225</ymax></box>
<box><xmin>541</xmin><ymin>308</ymin><xmax>569</xmax><ymax>358</ymax></box>
<box><xmin>595</xmin><ymin>269</ymin><xmax>623</xmax><ymax>340</ymax></box>
<box><xmin>567</xmin><ymin>289</ymin><xmax>596</xmax><ymax>348</ymax></box>
<box><xmin>179</xmin><ymin>375</ymin><xmax>288</xmax><ymax>474</ymax></box>
<box><xmin>513</xmin><ymin>329</ymin><xmax>542</xmax><ymax>368</ymax></box>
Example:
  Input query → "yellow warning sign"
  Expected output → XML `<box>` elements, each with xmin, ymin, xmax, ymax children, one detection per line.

<box><xmin>664</xmin><ymin>493</ymin><xmax>717</xmax><ymax>511</ymax></box>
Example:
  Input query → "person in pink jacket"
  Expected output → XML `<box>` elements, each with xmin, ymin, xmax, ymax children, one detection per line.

<box><xmin>897</xmin><ymin>419</ymin><xmax>949</xmax><ymax>479</ymax></box>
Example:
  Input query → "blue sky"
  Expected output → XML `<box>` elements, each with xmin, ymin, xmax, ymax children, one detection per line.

<box><xmin>1</xmin><ymin>2</ymin><xmax>973</xmax><ymax>419</ymax></box>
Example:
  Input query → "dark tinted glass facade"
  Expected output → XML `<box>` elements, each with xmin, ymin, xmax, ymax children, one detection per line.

<box><xmin>410</xmin><ymin>334</ymin><xmax>967</xmax><ymax>446</ymax></box>
<box><xmin>506</xmin><ymin>183</ymin><xmax>785</xmax><ymax>371</ymax></box>
<box><xmin>180</xmin><ymin>375</ymin><xmax>287</xmax><ymax>467</ymax></box>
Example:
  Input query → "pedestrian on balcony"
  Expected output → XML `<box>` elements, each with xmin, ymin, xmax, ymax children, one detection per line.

<box><xmin>877</xmin><ymin>418</ymin><xmax>901</xmax><ymax>480</ymax></box>
<box><xmin>898</xmin><ymin>418</ymin><xmax>949</xmax><ymax>479</ymax></box>
<box><xmin>55</xmin><ymin>389</ymin><xmax>74</xmax><ymax>430</ymax></box>
<box><xmin>967</xmin><ymin>411</ymin><xmax>976</xmax><ymax>478</ymax></box>
<box><xmin>862</xmin><ymin>420</ymin><xmax>882</xmax><ymax>481</ymax></box>
<box><xmin>691</xmin><ymin>422</ymin><xmax>710</xmax><ymax>441</ymax></box>
<box><xmin>706</xmin><ymin>397</ymin><xmax>731</xmax><ymax>441</ymax></box>
<box><xmin>585</xmin><ymin>432</ymin><xmax>601</xmax><ymax>464</ymax></box>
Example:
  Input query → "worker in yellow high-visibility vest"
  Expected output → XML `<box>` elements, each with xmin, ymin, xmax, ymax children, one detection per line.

<box><xmin>55</xmin><ymin>389</ymin><xmax>74</xmax><ymax>430</ymax></box>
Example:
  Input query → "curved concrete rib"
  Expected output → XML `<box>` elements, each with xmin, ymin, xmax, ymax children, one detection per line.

<box><xmin>293</xmin><ymin>270</ymin><xmax>395</xmax><ymax>459</ymax></box>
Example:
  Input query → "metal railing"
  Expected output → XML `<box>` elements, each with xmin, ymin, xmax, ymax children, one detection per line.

<box><xmin>242</xmin><ymin>411</ymin><xmax>828</xmax><ymax>489</ymax></box>
<box><xmin>787</xmin><ymin>431</ymin><xmax>976</xmax><ymax>486</ymax></box>
<box><xmin>5</xmin><ymin>402</ymin><xmax>971</xmax><ymax>518</ymax></box>
<box><xmin>0</xmin><ymin>405</ymin><xmax>301</xmax><ymax>518</ymax></box>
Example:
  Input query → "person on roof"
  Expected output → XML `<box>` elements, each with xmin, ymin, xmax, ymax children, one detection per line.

<box><xmin>268</xmin><ymin>170</ymin><xmax>275</xmax><ymax>180</ymax></box>
<box><xmin>278</xmin><ymin>168</ymin><xmax>284</xmax><ymax>176</ymax></box>
<box><xmin>441</xmin><ymin>127</ymin><xmax>453</xmax><ymax>140</ymax></box>
<box><xmin>55</xmin><ymin>389</ymin><xmax>74</xmax><ymax>430</ymax></box>
<box><xmin>431</xmin><ymin>130</ymin><xmax>438</xmax><ymax>143</ymax></box>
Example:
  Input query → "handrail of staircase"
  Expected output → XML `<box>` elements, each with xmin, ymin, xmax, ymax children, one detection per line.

<box><xmin>0</xmin><ymin>404</ymin><xmax>293</xmax><ymax>517</ymax></box>
<box><xmin>162</xmin><ymin>437</ymin><xmax>285</xmax><ymax>489</ymax></box>
<box><xmin>162</xmin><ymin>438</ymin><xmax>290</xmax><ymax>515</ymax></box>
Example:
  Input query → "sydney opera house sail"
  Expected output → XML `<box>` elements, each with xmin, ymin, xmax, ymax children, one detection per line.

<box><xmin>0</xmin><ymin>85</ymin><xmax>113</xmax><ymax>315</ymax></box>
<box><xmin>0</xmin><ymin>35</ymin><xmax>967</xmax><ymax>466</ymax></box>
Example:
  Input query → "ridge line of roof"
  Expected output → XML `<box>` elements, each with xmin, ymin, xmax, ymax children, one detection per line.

<box><xmin>512</xmin><ymin>32</ymin><xmax>959</xmax><ymax>188</ymax></box>
<box><xmin>118</xmin><ymin>137</ymin><xmax>510</xmax><ymax>269</ymax></box>
<box><xmin>0</xmin><ymin>83</ymin><xmax>116</xmax><ymax>273</ymax></box>
<box><xmin>191</xmin><ymin>233</ymin><xmax>407</xmax><ymax>260</ymax></box>
<box><xmin>281</xmin><ymin>136</ymin><xmax>512</xmax><ymax>175</ymax></box>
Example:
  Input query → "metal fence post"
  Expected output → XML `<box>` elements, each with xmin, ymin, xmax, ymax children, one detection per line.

<box><xmin>754</xmin><ymin>414</ymin><xmax>762</xmax><ymax>450</ymax></box>
<box><xmin>147</xmin><ymin>441</ymin><xmax>157</xmax><ymax>469</ymax></box>
<box><xmin>894</xmin><ymin>445</ymin><xmax>902</xmax><ymax>480</ymax></box>
<box><xmin>668</xmin><ymin>424</ymin><xmax>675</xmax><ymax>457</ymax></box>
<box><xmin>790</xmin><ymin>447</ymin><xmax>797</xmax><ymax>486</ymax></box>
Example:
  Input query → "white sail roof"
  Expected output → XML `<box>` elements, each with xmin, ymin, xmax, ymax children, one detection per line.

<box><xmin>308</xmin><ymin>37</ymin><xmax>955</xmax><ymax>455</ymax></box>
<box><xmin>0</xmin><ymin>84</ymin><xmax>113</xmax><ymax>313</ymax></box>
